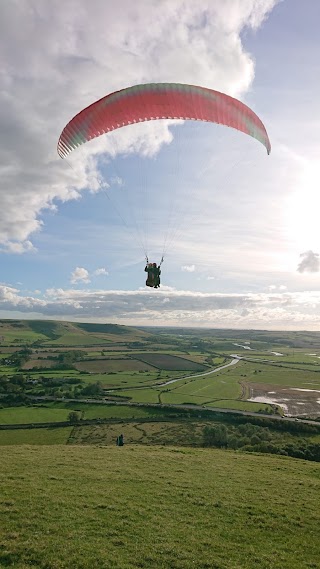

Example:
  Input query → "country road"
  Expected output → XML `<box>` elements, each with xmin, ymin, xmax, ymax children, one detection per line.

<box><xmin>158</xmin><ymin>357</ymin><xmax>241</xmax><ymax>386</ymax></box>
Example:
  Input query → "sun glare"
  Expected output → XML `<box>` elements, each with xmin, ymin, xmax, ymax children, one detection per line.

<box><xmin>285</xmin><ymin>161</ymin><xmax>320</xmax><ymax>251</ymax></box>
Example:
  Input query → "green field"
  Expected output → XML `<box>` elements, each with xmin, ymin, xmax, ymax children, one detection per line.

<box><xmin>117</xmin><ymin>387</ymin><xmax>161</xmax><ymax>403</ymax></box>
<box><xmin>0</xmin><ymin>407</ymin><xmax>70</xmax><ymax>425</ymax></box>
<box><xmin>118</xmin><ymin>362</ymin><xmax>264</xmax><ymax>408</ymax></box>
<box><xmin>80</xmin><ymin>404</ymin><xmax>163</xmax><ymax>420</ymax></box>
<box><xmin>135</xmin><ymin>352</ymin><xmax>207</xmax><ymax>371</ymax></box>
<box><xmin>22</xmin><ymin>359</ymin><xmax>57</xmax><ymax>369</ymax></box>
<box><xmin>43</xmin><ymin>402</ymin><xmax>166</xmax><ymax>421</ymax></box>
<box><xmin>0</xmin><ymin>427</ymin><xmax>71</xmax><ymax>445</ymax></box>
<box><xmin>207</xmin><ymin>399</ymin><xmax>271</xmax><ymax>412</ymax></box>
<box><xmin>228</xmin><ymin>360</ymin><xmax>320</xmax><ymax>388</ymax></box>
<box><xmin>45</xmin><ymin>333</ymin><xmax>113</xmax><ymax>346</ymax></box>
<box><xmin>2</xmin><ymin>320</ymin><xmax>320</xmax><ymax>419</ymax></box>
<box><xmin>0</xmin><ymin>445</ymin><xmax>319</xmax><ymax>568</ymax></box>
<box><xmin>75</xmin><ymin>358</ymin><xmax>154</xmax><ymax>373</ymax></box>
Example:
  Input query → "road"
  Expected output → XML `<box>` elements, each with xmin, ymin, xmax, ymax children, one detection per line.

<box><xmin>158</xmin><ymin>357</ymin><xmax>241</xmax><ymax>386</ymax></box>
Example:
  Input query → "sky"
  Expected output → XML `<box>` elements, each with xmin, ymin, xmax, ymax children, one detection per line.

<box><xmin>1</xmin><ymin>0</ymin><xmax>320</xmax><ymax>329</ymax></box>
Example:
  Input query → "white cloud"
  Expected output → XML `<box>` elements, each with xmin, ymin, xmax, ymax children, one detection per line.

<box><xmin>181</xmin><ymin>265</ymin><xmax>196</xmax><ymax>272</ymax></box>
<box><xmin>94</xmin><ymin>268</ymin><xmax>108</xmax><ymax>276</ymax></box>
<box><xmin>0</xmin><ymin>0</ymin><xmax>279</xmax><ymax>250</ymax></box>
<box><xmin>70</xmin><ymin>267</ymin><xmax>90</xmax><ymax>284</ymax></box>
<box><xmin>297</xmin><ymin>250</ymin><xmax>320</xmax><ymax>273</ymax></box>
<box><xmin>0</xmin><ymin>240</ymin><xmax>36</xmax><ymax>255</ymax></box>
<box><xmin>1</xmin><ymin>283</ymin><xmax>320</xmax><ymax>330</ymax></box>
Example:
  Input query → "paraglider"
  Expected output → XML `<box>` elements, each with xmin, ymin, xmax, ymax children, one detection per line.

<box><xmin>58</xmin><ymin>83</ymin><xmax>271</xmax><ymax>287</ymax></box>
<box><xmin>145</xmin><ymin>259</ymin><xmax>162</xmax><ymax>288</ymax></box>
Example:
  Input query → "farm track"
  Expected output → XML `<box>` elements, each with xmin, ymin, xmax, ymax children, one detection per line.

<box><xmin>239</xmin><ymin>381</ymin><xmax>248</xmax><ymax>400</ymax></box>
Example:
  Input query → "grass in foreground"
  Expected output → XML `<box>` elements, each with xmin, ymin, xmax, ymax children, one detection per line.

<box><xmin>1</xmin><ymin>445</ymin><xmax>319</xmax><ymax>569</ymax></box>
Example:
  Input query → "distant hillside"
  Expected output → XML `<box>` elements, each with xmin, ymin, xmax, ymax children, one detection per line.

<box><xmin>76</xmin><ymin>322</ymin><xmax>130</xmax><ymax>335</ymax></box>
<box><xmin>138</xmin><ymin>326</ymin><xmax>320</xmax><ymax>349</ymax></box>
<box><xmin>2</xmin><ymin>319</ymin><xmax>320</xmax><ymax>348</ymax></box>
<box><xmin>0</xmin><ymin>319</ymin><xmax>149</xmax><ymax>346</ymax></box>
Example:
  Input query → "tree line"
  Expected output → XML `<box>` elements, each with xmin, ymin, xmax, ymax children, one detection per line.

<box><xmin>203</xmin><ymin>422</ymin><xmax>320</xmax><ymax>462</ymax></box>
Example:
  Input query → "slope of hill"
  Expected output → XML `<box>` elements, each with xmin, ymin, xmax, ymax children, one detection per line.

<box><xmin>0</xmin><ymin>319</ymin><xmax>150</xmax><ymax>347</ymax></box>
<box><xmin>1</xmin><ymin>445</ymin><xmax>319</xmax><ymax>569</ymax></box>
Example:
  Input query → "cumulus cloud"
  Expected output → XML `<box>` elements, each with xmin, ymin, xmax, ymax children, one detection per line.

<box><xmin>181</xmin><ymin>265</ymin><xmax>196</xmax><ymax>272</ymax></box>
<box><xmin>0</xmin><ymin>241</ymin><xmax>36</xmax><ymax>255</ymax></box>
<box><xmin>0</xmin><ymin>0</ymin><xmax>279</xmax><ymax>251</ymax></box>
<box><xmin>297</xmin><ymin>250</ymin><xmax>320</xmax><ymax>273</ymax></box>
<box><xmin>70</xmin><ymin>267</ymin><xmax>90</xmax><ymax>284</ymax></box>
<box><xmin>94</xmin><ymin>268</ymin><xmax>108</xmax><ymax>276</ymax></box>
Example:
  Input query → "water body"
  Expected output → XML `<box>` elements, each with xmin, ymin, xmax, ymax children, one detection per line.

<box><xmin>233</xmin><ymin>345</ymin><xmax>283</xmax><ymax>357</ymax></box>
<box><xmin>290</xmin><ymin>388</ymin><xmax>320</xmax><ymax>393</ymax></box>
<box><xmin>249</xmin><ymin>395</ymin><xmax>289</xmax><ymax>413</ymax></box>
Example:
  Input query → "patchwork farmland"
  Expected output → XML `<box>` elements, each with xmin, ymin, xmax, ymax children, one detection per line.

<box><xmin>1</xmin><ymin>319</ymin><xmax>320</xmax><ymax>421</ymax></box>
<box><xmin>75</xmin><ymin>359</ymin><xmax>154</xmax><ymax>373</ymax></box>
<box><xmin>134</xmin><ymin>353</ymin><xmax>207</xmax><ymax>371</ymax></box>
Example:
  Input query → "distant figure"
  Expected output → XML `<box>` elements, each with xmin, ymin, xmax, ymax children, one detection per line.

<box><xmin>116</xmin><ymin>434</ymin><xmax>124</xmax><ymax>447</ymax></box>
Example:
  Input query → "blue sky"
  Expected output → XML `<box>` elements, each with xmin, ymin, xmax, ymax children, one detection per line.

<box><xmin>1</xmin><ymin>0</ymin><xmax>320</xmax><ymax>329</ymax></box>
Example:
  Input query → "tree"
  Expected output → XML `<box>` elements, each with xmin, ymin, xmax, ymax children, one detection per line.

<box><xmin>68</xmin><ymin>411</ymin><xmax>80</xmax><ymax>423</ymax></box>
<box><xmin>81</xmin><ymin>382</ymin><xmax>104</xmax><ymax>397</ymax></box>
<box><xmin>203</xmin><ymin>424</ymin><xmax>228</xmax><ymax>448</ymax></box>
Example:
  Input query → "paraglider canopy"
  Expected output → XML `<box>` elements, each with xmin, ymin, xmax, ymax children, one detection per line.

<box><xmin>58</xmin><ymin>83</ymin><xmax>271</xmax><ymax>158</ymax></box>
<box><xmin>57</xmin><ymin>83</ymin><xmax>271</xmax><ymax>284</ymax></box>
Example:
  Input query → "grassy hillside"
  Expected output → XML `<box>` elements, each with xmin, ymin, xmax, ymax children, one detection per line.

<box><xmin>0</xmin><ymin>319</ymin><xmax>149</xmax><ymax>346</ymax></box>
<box><xmin>1</xmin><ymin>445</ymin><xmax>319</xmax><ymax>569</ymax></box>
